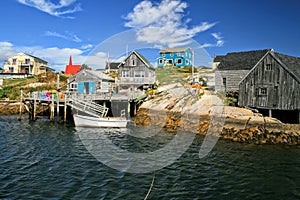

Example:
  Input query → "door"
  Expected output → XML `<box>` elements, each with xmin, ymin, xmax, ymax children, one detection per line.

<box><xmin>84</xmin><ymin>82</ymin><xmax>89</xmax><ymax>94</ymax></box>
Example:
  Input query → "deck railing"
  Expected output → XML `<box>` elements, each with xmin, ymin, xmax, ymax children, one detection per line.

<box><xmin>66</xmin><ymin>94</ymin><xmax>108</xmax><ymax>118</ymax></box>
<box><xmin>118</xmin><ymin>77</ymin><xmax>156</xmax><ymax>85</ymax></box>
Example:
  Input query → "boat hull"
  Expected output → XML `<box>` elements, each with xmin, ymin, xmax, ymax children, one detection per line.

<box><xmin>73</xmin><ymin>114</ymin><xmax>127</xmax><ymax>128</ymax></box>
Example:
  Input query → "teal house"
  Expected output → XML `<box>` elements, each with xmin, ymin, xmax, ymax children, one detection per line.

<box><xmin>157</xmin><ymin>47</ymin><xmax>193</xmax><ymax>68</ymax></box>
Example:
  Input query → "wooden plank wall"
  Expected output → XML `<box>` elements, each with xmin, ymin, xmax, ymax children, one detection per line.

<box><xmin>239</xmin><ymin>54</ymin><xmax>300</xmax><ymax>110</ymax></box>
<box><xmin>215</xmin><ymin>70</ymin><xmax>249</xmax><ymax>92</ymax></box>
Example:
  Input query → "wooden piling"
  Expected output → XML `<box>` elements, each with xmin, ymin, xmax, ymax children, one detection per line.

<box><xmin>64</xmin><ymin>98</ymin><xmax>67</xmax><ymax>122</ymax></box>
<box><xmin>56</xmin><ymin>92</ymin><xmax>60</xmax><ymax>121</ymax></box>
<box><xmin>33</xmin><ymin>95</ymin><xmax>37</xmax><ymax>121</ymax></box>
<box><xmin>50</xmin><ymin>97</ymin><xmax>54</xmax><ymax>121</ymax></box>
<box><xmin>19</xmin><ymin>90</ymin><xmax>23</xmax><ymax>120</ymax></box>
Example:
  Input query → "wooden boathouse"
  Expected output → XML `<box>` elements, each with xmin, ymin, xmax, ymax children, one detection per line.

<box><xmin>214</xmin><ymin>48</ymin><xmax>300</xmax><ymax>124</ymax></box>
<box><xmin>238</xmin><ymin>49</ymin><xmax>300</xmax><ymax>123</ymax></box>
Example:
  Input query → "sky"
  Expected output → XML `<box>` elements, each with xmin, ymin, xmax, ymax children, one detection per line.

<box><xmin>0</xmin><ymin>0</ymin><xmax>299</xmax><ymax>71</ymax></box>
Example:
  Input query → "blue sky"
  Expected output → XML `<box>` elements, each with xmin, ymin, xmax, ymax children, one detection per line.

<box><xmin>0</xmin><ymin>0</ymin><xmax>299</xmax><ymax>71</ymax></box>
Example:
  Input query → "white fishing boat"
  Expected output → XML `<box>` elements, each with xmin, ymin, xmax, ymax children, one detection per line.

<box><xmin>73</xmin><ymin>114</ymin><xmax>128</xmax><ymax>128</ymax></box>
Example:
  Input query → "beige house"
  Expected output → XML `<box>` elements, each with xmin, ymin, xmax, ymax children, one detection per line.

<box><xmin>3</xmin><ymin>53</ymin><xmax>48</xmax><ymax>75</ymax></box>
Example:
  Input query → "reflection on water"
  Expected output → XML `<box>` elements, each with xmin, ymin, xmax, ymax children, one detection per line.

<box><xmin>0</xmin><ymin>115</ymin><xmax>299</xmax><ymax>199</ymax></box>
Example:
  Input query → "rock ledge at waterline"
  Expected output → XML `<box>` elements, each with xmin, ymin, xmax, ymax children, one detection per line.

<box><xmin>133</xmin><ymin>86</ymin><xmax>300</xmax><ymax>145</ymax></box>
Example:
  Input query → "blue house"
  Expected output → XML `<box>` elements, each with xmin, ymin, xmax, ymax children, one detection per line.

<box><xmin>157</xmin><ymin>47</ymin><xmax>193</xmax><ymax>68</ymax></box>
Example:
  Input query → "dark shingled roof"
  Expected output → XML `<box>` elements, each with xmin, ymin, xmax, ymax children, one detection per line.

<box><xmin>213</xmin><ymin>55</ymin><xmax>225</xmax><ymax>62</ymax></box>
<box><xmin>274</xmin><ymin>52</ymin><xmax>300</xmax><ymax>81</ymax></box>
<box><xmin>105</xmin><ymin>62</ymin><xmax>121</xmax><ymax>70</ymax></box>
<box><xmin>135</xmin><ymin>51</ymin><xmax>154</xmax><ymax>69</ymax></box>
<box><xmin>217</xmin><ymin>49</ymin><xmax>270</xmax><ymax>70</ymax></box>
<box><xmin>117</xmin><ymin>50</ymin><xmax>154</xmax><ymax>70</ymax></box>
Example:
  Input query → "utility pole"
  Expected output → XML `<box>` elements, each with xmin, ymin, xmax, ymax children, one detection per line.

<box><xmin>192</xmin><ymin>49</ymin><xmax>194</xmax><ymax>84</ymax></box>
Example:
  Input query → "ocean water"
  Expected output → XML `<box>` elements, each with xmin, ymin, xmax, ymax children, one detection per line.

<box><xmin>0</xmin><ymin>115</ymin><xmax>299</xmax><ymax>199</ymax></box>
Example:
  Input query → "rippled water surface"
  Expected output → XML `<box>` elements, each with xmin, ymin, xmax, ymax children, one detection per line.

<box><xmin>0</xmin><ymin>115</ymin><xmax>299</xmax><ymax>199</ymax></box>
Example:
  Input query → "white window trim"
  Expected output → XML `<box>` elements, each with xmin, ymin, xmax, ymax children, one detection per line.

<box><xmin>176</xmin><ymin>58</ymin><xmax>183</xmax><ymax>64</ymax></box>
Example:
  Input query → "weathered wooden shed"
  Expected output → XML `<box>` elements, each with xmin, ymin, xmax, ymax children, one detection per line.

<box><xmin>215</xmin><ymin>49</ymin><xmax>270</xmax><ymax>92</ymax></box>
<box><xmin>239</xmin><ymin>49</ymin><xmax>300</xmax><ymax>123</ymax></box>
<box><xmin>68</xmin><ymin>69</ymin><xmax>114</xmax><ymax>94</ymax></box>
<box><xmin>117</xmin><ymin>50</ymin><xmax>156</xmax><ymax>89</ymax></box>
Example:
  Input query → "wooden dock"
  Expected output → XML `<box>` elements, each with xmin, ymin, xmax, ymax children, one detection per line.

<box><xmin>21</xmin><ymin>89</ymin><xmax>147</xmax><ymax>122</ymax></box>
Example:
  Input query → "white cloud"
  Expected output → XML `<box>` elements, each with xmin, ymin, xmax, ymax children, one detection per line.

<box><xmin>0</xmin><ymin>42</ymin><xmax>16</xmax><ymax>61</ymax></box>
<box><xmin>44</xmin><ymin>31</ymin><xmax>82</xmax><ymax>42</ymax></box>
<box><xmin>212</xmin><ymin>32</ymin><xmax>224</xmax><ymax>47</ymax></box>
<box><xmin>80</xmin><ymin>44</ymin><xmax>93</xmax><ymax>50</ymax></box>
<box><xmin>37</xmin><ymin>47</ymin><xmax>82</xmax><ymax>62</ymax></box>
<box><xmin>124</xmin><ymin>0</ymin><xmax>218</xmax><ymax>48</ymax></box>
<box><xmin>17</xmin><ymin>0</ymin><xmax>82</xmax><ymax>18</ymax></box>
<box><xmin>199</xmin><ymin>32</ymin><xmax>224</xmax><ymax>48</ymax></box>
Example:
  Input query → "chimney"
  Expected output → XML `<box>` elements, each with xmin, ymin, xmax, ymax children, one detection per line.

<box><xmin>69</xmin><ymin>55</ymin><xmax>73</xmax><ymax>66</ymax></box>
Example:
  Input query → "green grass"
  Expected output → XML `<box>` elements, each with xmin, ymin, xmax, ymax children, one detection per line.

<box><xmin>155</xmin><ymin>66</ymin><xmax>194</xmax><ymax>86</ymax></box>
<box><xmin>0</xmin><ymin>72</ymin><xmax>69</xmax><ymax>100</ymax></box>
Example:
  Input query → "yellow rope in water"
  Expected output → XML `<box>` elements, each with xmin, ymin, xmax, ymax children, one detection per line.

<box><xmin>144</xmin><ymin>172</ymin><xmax>156</xmax><ymax>200</ymax></box>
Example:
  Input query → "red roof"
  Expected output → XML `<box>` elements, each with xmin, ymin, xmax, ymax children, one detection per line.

<box><xmin>65</xmin><ymin>65</ymin><xmax>81</xmax><ymax>75</ymax></box>
<box><xmin>64</xmin><ymin>56</ymin><xmax>81</xmax><ymax>75</ymax></box>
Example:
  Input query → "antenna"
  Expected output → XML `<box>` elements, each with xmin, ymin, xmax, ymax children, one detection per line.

<box><xmin>107</xmin><ymin>51</ymin><xmax>110</xmax><ymax>72</ymax></box>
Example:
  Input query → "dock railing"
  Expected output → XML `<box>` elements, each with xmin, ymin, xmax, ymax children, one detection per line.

<box><xmin>65</xmin><ymin>93</ymin><xmax>109</xmax><ymax>118</ymax></box>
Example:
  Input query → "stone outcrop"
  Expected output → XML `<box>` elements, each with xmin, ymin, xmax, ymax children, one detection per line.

<box><xmin>0</xmin><ymin>101</ymin><xmax>25</xmax><ymax>115</ymax></box>
<box><xmin>0</xmin><ymin>101</ymin><xmax>46</xmax><ymax>116</ymax></box>
<box><xmin>133</xmin><ymin>85</ymin><xmax>300</xmax><ymax>145</ymax></box>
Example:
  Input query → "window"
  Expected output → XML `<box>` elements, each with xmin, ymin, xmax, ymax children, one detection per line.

<box><xmin>130</xmin><ymin>55</ymin><xmax>136</xmax><ymax>66</ymax></box>
<box><xmin>97</xmin><ymin>81</ymin><xmax>102</xmax><ymax>89</ymax></box>
<box><xmin>176</xmin><ymin>58</ymin><xmax>183</xmax><ymax>65</ymax></box>
<box><xmin>162</xmin><ymin>53</ymin><xmax>165</xmax><ymax>57</ymax></box>
<box><xmin>9</xmin><ymin>66</ymin><xmax>14</xmax><ymax>73</ymax></box>
<box><xmin>266</xmin><ymin>63</ymin><xmax>273</xmax><ymax>71</ymax></box>
<box><xmin>185</xmin><ymin>59</ymin><xmax>189</xmax><ymax>65</ymax></box>
<box><xmin>170</xmin><ymin>53</ymin><xmax>174</xmax><ymax>57</ymax></box>
<box><xmin>259</xmin><ymin>88</ymin><xmax>267</xmax><ymax>96</ymax></box>
<box><xmin>159</xmin><ymin>59</ymin><xmax>164</xmax><ymax>64</ymax></box>
<box><xmin>12</xmin><ymin>58</ymin><xmax>17</xmax><ymax>65</ymax></box>
<box><xmin>121</xmin><ymin>70</ymin><xmax>129</xmax><ymax>77</ymax></box>
<box><xmin>167</xmin><ymin>59</ymin><xmax>173</xmax><ymax>65</ymax></box>
<box><xmin>25</xmin><ymin>58</ymin><xmax>30</xmax><ymax>64</ymax></box>
<box><xmin>222</xmin><ymin>78</ymin><xmax>226</xmax><ymax>86</ymax></box>
<box><xmin>131</xmin><ymin>59</ymin><xmax>136</xmax><ymax>66</ymax></box>
<box><xmin>70</xmin><ymin>83</ymin><xmax>78</xmax><ymax>91</ymax></box>
<box><xmin>177</xmin><ymin>52</ymin><xmax>181</xmax><ymax>56</ymax></box>
<box><xmin>134</xmin><ymin>70</ymin><xmax>145</xmax><ymax>77</ymax></box>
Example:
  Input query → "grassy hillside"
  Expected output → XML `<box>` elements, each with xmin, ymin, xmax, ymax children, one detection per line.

<box><xmin>0</xmin><ymin>72</ymin><xmax>69</xmax><ymax>100</ymax></box>
<box><xmin>155</xmin><ymin>66</ymin><xmax>198</xmax><ymax>86</ymax></box>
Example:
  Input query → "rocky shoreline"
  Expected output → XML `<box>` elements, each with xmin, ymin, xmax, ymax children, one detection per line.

<box><xmin>0</xmin><ymin>101</ymin><xmax>46</xmax><ymax>116</ymax></box>
<box><xmin>0</xmin><ymin>101</ymin><xmax>24</xmax><ymax>115</ymax></box>
<box><xmin>1</xmin><ymin>86</ymin><xmax>299</xmax><ymax>145</ymax></box>
<box><xmin>133</xmin><ymin>85</ymin><xmax>300</xmax><ymax>145</ymax></box>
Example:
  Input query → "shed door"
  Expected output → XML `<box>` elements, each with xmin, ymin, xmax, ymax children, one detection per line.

<box><xmin>78</xmin><ymin>82</ymin><xmax>84</xmax><ymax>93</ymax></box>
<box><xmin>89</xmin><ymin>82</ymin><xmax>95</xmax><ymax>94</ymax></box>
<box><xmin>83</xmin><ymin>82</ymin><xmax>95</xmax><ymax>94</ymax></box>
<box><xmin>84</xmin><ymin>82</ymin><xmax>89</xmax><ymax>94</ymax></box>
